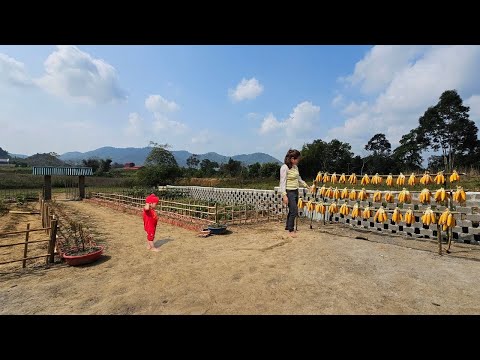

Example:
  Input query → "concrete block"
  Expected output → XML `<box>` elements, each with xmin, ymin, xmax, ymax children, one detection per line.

<box><xmin>389</xmin><ymin>225</ymin><xmax>399</xmax><ymax>232</ymax></box>
<box><xmin>465</xmin><ymin>214</ymin><xmax>480</xmax><ymax>222</ymax></box>
<box><xmin>456</xmin><ymin>220</ymin><xmax>472</xmax><ymax>228</ymax></box>
<box><xmin>420</xmin><ymin>228</ymin><xmax>433</xmax><ymax>237</ymax></box>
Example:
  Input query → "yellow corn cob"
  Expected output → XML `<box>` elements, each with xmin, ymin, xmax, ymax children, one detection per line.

<box><xmin>371</xmin><ymin>173</ymin><xmax>382</xmax><ymax>185</ymax></box>
<box><xmin>438</xmin><ymin>209</ymin><xmax>455</xmax><ymax>230</ymax></box>
<box><xmin>325</xmin><ymin>187</ymin><xmax>334</xmax><ymax>198</ymax></box>
<box><xmin>450</xmin><ymin>170</ymin><xmax>460</xmax><ymax>182</ymax></box>
<box><xmin>297</xmin><ymin>198</ymin><xmax>304</xmax><ymax>209</ymax></box>
<box><xmin>358</xmin><ymin>188</ymin><xmax>368</xmax><ymax>201</ymax></box>
<box><xmin>315</xmin><ymin>202</ymin><xmax>326</xmax><ymax>214</ymax></box>
<box><xmin>420</xmin><ymin>172</ymin><xmax>432</xmax><ymax>185</ymax></box>
<box><xmin>392</xmin><ymin>207</ymin><xmax>402</xmax><ymax>223</ymax></box>
<box><xmin>323</xmin><ymin>173</ymin><xmax>330</xmax><ymax>183</ymax></box>
<box><xmin>419</xmin><ymin>188</ymin><xmax>431</xmax><ymax>204</ymax></box>
<box><xmin>339</xmin><ymin>173</ymin><xmax>346</xmax><ymax>184</ymax></box>
<box><xmin>315</xmin><ymin>172</ymin><xmax>323</xmax><ymax>182</ymax></box>
<box><xmin>396</xmin><ymin>173</ymin><xmax>405</xmax><ymax>186</ymax></box>
<box><xmin>407</xmin><ymin>173</ymin><xmax>416</xmax><ymax>186</ymax></box>
<box><xmin>434</xmin><ymin>188</ymin><xmax>447</xmax><ymax>203</ymax></box>
<box><xmin>310</xmin><ymin>184</ymin><xmax>317</xmax><ymax>194</ymax></box>
<box><xmin>373</xmin><ymin>190</ymin><xmax>382</xmax><ymax>202</ymax></box>
<box><xmin>331</xmin><ymin>172</ymin><xmax>337</xmax><ymax>184</ymax></box>
<box><xmin>421</xmin><ymin>207</ymin><xmax>436</xmax><ymax>226</ymax></box>
<box><xmin>385</xmin><ymin>191</ymin><xmax>394</xmax><ymax>203</ymax></box>
<box><xmin>332</xmin><ymin>187</ymin><xmax>340</xmax><ymax>199</ymax></box>
<box><xmin>362</xmin><ymin>206</ymin><xmax>371</xmax><ymax>220</ymax></box>
<box><xmin>453</xmin><ymin>186</ymin><xmax>466</xmax><ymax>203</ymax></box>
<box><xmin>339</xmin><ymin>203</ymin><xmax>350</xmax><ymax>216</ymax></box>
<box><xmin>398</xmin><ymin>188</ymin><xmax>411</xmax><ymax>203</ymax></box>
<box><xmin>349</xmin><ymin>189</ymin><xmax>357</xmax><ymax>200</ymax></box>
<box><xmin>328</xmin><ymin>201</ymin><xmax>338</xmax><ymax>214</ymax></box>
<box><xmin>434</xmin><ymin>171</ymin><xmax>445</xmax><ymax>185</ymax></box>
<box><xmin>351</xmin><ymin>203</ymin><xmax>360</xmax><ymax>219</ymax></box>
<box><xmin>361</xmin><ymin>174</ymin><xmax>370</xmax><ymax>185</ymax></box>
<box><xmin>348</xmin><ymin>173</ymin><xmax>357</xmax><ymax>185</ymax></box>
<box><xmin>306</xmin><ymin>200</ymin><xmax>314</xmax><ymax>212</ymax></box>
<box><xmin>319</xmin><ymin>185</ymin><xmax>326</xmax><ymax>197</ymax></box>
<box><xmin>341</xmin><ymin>187</ymin><xmax>349</xmax><ymax>199</ymax></box>
<box><xmin>374</xmin><ymin>206</ymin><xmax>388</xmax><ymax>223</ymax></box>
<box><xmin>404</xmin><ymin>208</ymin><xmax>414</xmax><ymax>225</ymax></box>
<box><xmin>386</xmin><ymin>174</ymin><xmax>393</xmax><ymax>186</ymax></box>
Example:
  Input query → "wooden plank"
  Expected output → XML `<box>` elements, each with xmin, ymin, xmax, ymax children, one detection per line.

<box><xmin>0</xmin><ymin>227</ymin><xmax>51</xmax><ymax>237</ymax></box>
<box><xmin>0</xmin><ymin>254</ymin><xmax>51</xmax><ymax>266</ymax></box>
<box><xmin>0</xmin><ymin>239</ymin><xmax>50</xmax><ymax>248</ymax></box>
<box><xmin>9</xmin><ymin>210</ymin><xmax>41</xmax><ymax>214</ymax></box>
<box><xmin>22</xmin><ymin>224</ymin><xmax>30</xmax><ymax>268</ymax></box>
<box><xmin>48</xmin><ymin>218</ymin><xmax>58</xmax><ymax>264</ymax></box>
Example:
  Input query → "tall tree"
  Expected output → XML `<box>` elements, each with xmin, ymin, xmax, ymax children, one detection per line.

<box><xmin>392</xmin><ymin>129</ymin><xmax>424</xmax><ymax>171</ymax></box>
<box><xmin>301</xmin><ymin>139</ymin><xmax>354</xmax><ymax>178</ymax></box>
<box><xmin>365</xmin><ymin>133</ymin><xmax>391</xmax><ymax>156</ymax></box>
<box><xmin>138</xmin><ymin>142</ymin><xmax>181</xmax><ymax>186</ymax></box>
<box><xmin>416</xmin><ymin>90</ymin><xmax>478</xmax><ymax>172</ymax></box>
<box><xmin>186</xmin><ymin>154</ymin><xmax>200</xmax><ymax>169</ymax></box>
<box><xmin>199</xmin><ymin>159</ymin><xmax>219</xmax><ymax>177</ymax></box>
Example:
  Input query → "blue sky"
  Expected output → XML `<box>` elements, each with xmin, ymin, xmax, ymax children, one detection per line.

<box><xmin>1</xmin><ymin>45</ymin><xmax>480</xmax><ymax>162</ymax></box>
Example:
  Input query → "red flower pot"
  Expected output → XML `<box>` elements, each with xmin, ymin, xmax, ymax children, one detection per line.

<box><xmin>62</xmin><ymin>246</ymin><xmax>104</xmax><ymax>266</ymax></box>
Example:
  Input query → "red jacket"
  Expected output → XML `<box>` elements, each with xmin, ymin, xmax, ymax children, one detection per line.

<box><xmin>143</xmin><ymin>209</ymin><xmax>158</xmax><ymax>241</ymax></box>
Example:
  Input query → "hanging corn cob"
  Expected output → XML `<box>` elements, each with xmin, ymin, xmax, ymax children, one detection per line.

<box><xmin>418</xmin><ymin>188</ymin><xmax>431</xmax><ymax>204</ymax></box>
<box><xmin>421</xmin><ymin>207</ymin><xmax>436</xmax><ymax>226</ymax></box>
<box><xmin>373</xmin><ymin>190</ymin><xmax>382</xmax><ymax>202</ymax></box>
<box><xmin>374</xmin><ymin>206</ymin><xmax>388</xmax><ymax>223</ymax></box>
<box><xmin>391</xmin><ymin>207</ymin><xmax>402</xmax><ymax>223</ymax></box>
<box><xmin>396</xmin><ymin>173</ymin><xmax>405</xmax><ymax>186</ymax></box>
<box><xmin>453</xmin><ymin>186</ymin><xmax>466</xmax><ymax>204</ymax></box>
<box><xmin>386</xmin><ymin>174</ymin><xmax>394</xmax><ymax>186</ymax></box>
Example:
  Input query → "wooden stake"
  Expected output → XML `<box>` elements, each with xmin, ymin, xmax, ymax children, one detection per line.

<box><xmin>22</xmin><ymin>223</ymin><xmax>30</xmax><ymax>268</ymax></box>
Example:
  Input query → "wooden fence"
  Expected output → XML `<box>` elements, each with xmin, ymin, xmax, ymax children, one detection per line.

<box><xmin>0</xmin><ymin>219</ymin><xmax>58</xmax><ymax>268</ymax></box>
<box><xmin>90</xmin><ymin>192</ymin><xmax>284</xmax><ymax>227</ymax></box>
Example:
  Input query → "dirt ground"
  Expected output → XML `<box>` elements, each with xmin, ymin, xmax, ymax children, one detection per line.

<box><xmin>1</xmin><ymin>199</ymin><xmax>480</xmax><ymax>314</ymax></box>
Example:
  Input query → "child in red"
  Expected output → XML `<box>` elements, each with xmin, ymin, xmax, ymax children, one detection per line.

<box><xmin>143</xmin><ymin>194</ymin><xmax>160</xmax><ymax>252</ymax></box>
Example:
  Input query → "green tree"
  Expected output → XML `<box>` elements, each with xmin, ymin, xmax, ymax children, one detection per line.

<box><xmin>300</xmin><ymin>139</ymin><xmax>354</xmax><ymax>178</ymax></box>
<box><xmin>260</xmin><ymin>162</ymin><xmax>281</xmax><ymax>179</ymax></box>
<box><xmin>0</xmin><ymin>147</ymin><xmax>10</xmax><ymax>158</ymax></box>
<box><xmin>186</xmin><ymin>154</ymin><xmax>200</xmax><ymax>169</ymax></box>
<box><xmin>416</xmin><ymin>90</ymin><xmax>478</xmax><ymax>172</ymax></box>
<box><xmin>248</xmin><ymin>162</ymin><xmax>261</xmax><ymax>178</ymax></box>
<box><xmin>199</xmin><ymin>159</ymin><xmax>219</xmax><ymax>177</ymax></box>
<box><xmin>82</xmin><ymin>158</ymin><xmax>100</xmax><ymax>173</ymax></box>
<box><xmin>391</xmin><ymin>129</ymin><xmax>424</xmax><ymax>171</ymax></box>
<box><xmin>365</xmin><ymin>133</ymin><xmax>391</xmax><ymax>156</ymax></box>
<box><xmin>138</xmin><ymin>142</ymin><xmax>181</xmax><ymax>186</ymax></box>
<box><xmin>219</xmin><ymin>158</ymin><xmax>243</xmax><ymax>177</ymax></box>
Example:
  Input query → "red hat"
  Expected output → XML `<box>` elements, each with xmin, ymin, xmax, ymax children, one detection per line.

<box><xmin>145</xmin><ymin>194</ymin><xmax>159</xmax><ymax>204</ymax></box>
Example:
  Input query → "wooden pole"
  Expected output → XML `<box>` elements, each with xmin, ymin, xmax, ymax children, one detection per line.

<box><xmin>437</xmin><ymin>223</ymin><xmax>442</xmax><ymax>255</ymax></box>
<box><xmin>48</xmin><ymin>218</ymin><xmax>58</xmax><ymax>264</ymax></box>
<box><xmin>22</xmin><ymin>223</ymin><xmax>30</xmax><ymax>268</ymax></box>
<box><xmin>79</xmin><ymin>175</ymin><xmax>85</xmax><ymax>199</ymax></box>
<box><xmin>44</xmin><ymin>175</ymin><xmax>52</xmax><ymax>200</ymax></box>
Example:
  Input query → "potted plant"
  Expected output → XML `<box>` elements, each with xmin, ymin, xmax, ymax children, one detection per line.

<box><xmin>60</xmin><ymin>220</ymin><xmax>104</xmax><ymax>266</ymax></box>
<box><xmin>207</xmin><ymin>206</ymin><xmax>228</xmax><ymax>234</ymax></box>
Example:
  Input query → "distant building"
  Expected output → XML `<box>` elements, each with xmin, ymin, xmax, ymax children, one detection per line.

<box><xmin>0</xmin><ymin>158</ymin><xmax>10</xmax><ymax>165</ymax></box>
<box><xmin>123</xmin><ymin>162</ymin><xmax>142</xmax><ymax>170</ymax></box>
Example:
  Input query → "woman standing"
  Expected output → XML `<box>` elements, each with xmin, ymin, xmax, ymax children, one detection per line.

<box><xmin>279</xmin><ymin>149</ymin><xmax>309</xmax><ymax>237</ymax></box>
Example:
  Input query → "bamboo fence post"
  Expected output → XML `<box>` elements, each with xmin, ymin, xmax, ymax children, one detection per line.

<box><xmin>437</xmin><ymin>223</ymin><xmax>442</xmax><ymax>255</ymax></box>
<box><xmin>245</xmin><ymin>203</ymin><xmax>247</xmax><ymax>224</ymax></box>
<box><xmin>22</xmin><ymin>223</ymin><xmax>30</xmax><ymax>268</ymax></box>
<box><xmin>48</xmin><ymin>218</ymin><xmax>58</xmax><ymax>264</ymax></box>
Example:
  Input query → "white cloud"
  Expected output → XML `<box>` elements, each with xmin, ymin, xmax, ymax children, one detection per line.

<box><xmin>228</xmin><ymin>77</ymin><xmax>264</xmax><ymax>102</ymax></box>
<box><xmin>0</xmin><ymin>53</ymin><xmax>32</xmax><ymax>87</ymax></box>
<box><xmin>332</xmin><ymin>94</ymin><xmax>345</xmax><ymax>107</ymax></box>
<box><xmin>341</xmin><ymin>101</ymin><xmax>369</xmax><ymax>116</ymax></box>
<box><xmin>259</xmin><ymin>101</ymin><xmax>320</xmax><ymax>136</ymax></box>
<box><xmin>152</xmin><ymin>113</ymin><xmax>188</xmax><ymax>135</ymax></box>
<box><xmin>124</xmin><ymin>113</ymin><xmax>143</xmax><ymax>137</ymax></box>
<box><xmin>34</xmin><ymin>45</ymin><xmax>127</xmax><ymax>104</ymax></box>
<box><xmin>465</xmin><ymin>95</ymin><xmax>480</xmax><ymax>126</ymax></box>
<box><xmin>191</xmin><ymin>130</ymin><xmax>213</xmax><ymax>145</ymax></box>
<box><xmin>330</xmin><ymin>45</ymin><xmax>480</xmax><ymax>154</ymax></box>
<box><xmin>341</xmin><ymin>45</ymin><xmax>428</xmax><ymax>94</ymax></box>
<box><xmin>259</xmin><ymin>113</ymin><xmax>284</xmax><ymax>134</ymax></box>
<box><xmin>145</xmin><ymin>94</ymin><xmax>179</xmax><ymax>113</ymax></box>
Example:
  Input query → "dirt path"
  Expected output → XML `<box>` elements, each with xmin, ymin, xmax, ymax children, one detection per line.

<box><xmin>1</xmin><ymin>200</ymin><xmax>480</xmax><ymax>314</ymax></box>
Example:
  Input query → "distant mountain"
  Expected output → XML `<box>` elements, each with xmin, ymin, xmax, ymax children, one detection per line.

<box><xmin>59</xmin><ymin>146</ymin><xmax>281</xmax><ymax>167</ymax></box>
<box><xmin>24</xmin><ymin>153</ymin><xmax>68</xmax><ymax>167</ymax></box>
<box><xmin>10</xmin><ymin>153</ymin><xmax>29</xmax><ymax>159</ymax></box>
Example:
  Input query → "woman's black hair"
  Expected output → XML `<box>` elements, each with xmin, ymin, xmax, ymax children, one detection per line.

<box><xmin>284</xmin><ymin>149</ymin><xmax>301</xmax><ymax>169</ymax></box>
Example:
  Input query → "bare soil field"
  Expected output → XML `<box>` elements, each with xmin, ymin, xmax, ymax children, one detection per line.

<box><xmin>1</xmin><ymin>199</ymin><xmax>480</xmax><ymax>314</ymax></box>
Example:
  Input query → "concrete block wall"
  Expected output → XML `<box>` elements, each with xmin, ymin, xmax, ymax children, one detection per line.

<box><xmin>164</xmin><ymin>185</ymin><xmax>480</xmax><ymax>244</ymax></box>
